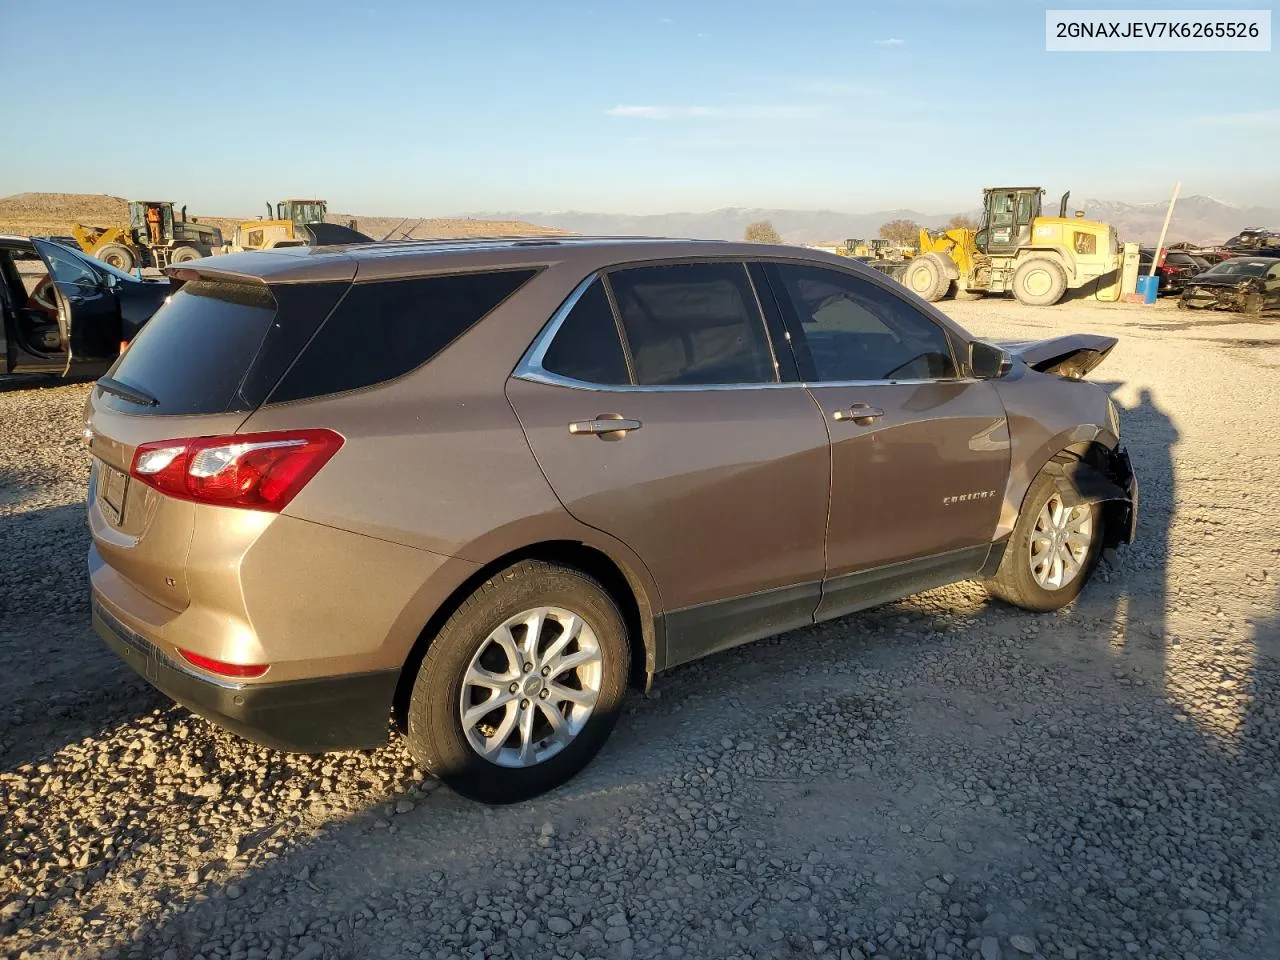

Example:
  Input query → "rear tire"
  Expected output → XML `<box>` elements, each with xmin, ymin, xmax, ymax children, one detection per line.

<box><xmin>903</xmin><ymin>255</ymin><xmax>950</xmax><ymax>302</ymax></box>
<box><xmin>1012</xmin><ymin>257</ymin><xmax>1067</xmax><ymax>306</ymax></box>
<box><xmin>96</xmin><ymin>244</ymin><xmax>135</xmax><ymax>271</ymax></box>
<box><xmin>985</xmin><ymin>470</ymin><xmax>1104</xmax><ymax>612</ymax></box>
<box><xmin>406</xmin><ymin>560</ymin><xmax>630</xmax><ymax>804</ymax></box>
<box><xmin>170</xmin><ymin>245</ymin><xmax>204</xmax><ymax>263</ymax></box>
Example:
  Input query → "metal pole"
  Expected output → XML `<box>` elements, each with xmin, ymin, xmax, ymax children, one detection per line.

<box><xmin>1148</xmin><ymin>181</ymin><xmax>1181</xmax><ymax>276</ymax></box>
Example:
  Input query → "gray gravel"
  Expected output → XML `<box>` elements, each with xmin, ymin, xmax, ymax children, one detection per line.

<box><xmin>2</xmin><ymin>298</ymin><xmax>1279</xmax><ymax>960</ymax></box>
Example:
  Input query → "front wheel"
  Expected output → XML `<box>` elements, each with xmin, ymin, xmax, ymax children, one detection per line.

<box><xmin>985</xmin><ymin>471</ymin><xmax>1103</xmax><ymax>612</ymax></box>
<box><xmin>96</xmin><ymin>243</ymin><xmax>136</xmax><ymax>272</ymax></box>
<box><xmin>1012</xmin><ymin>257</ymin><xmax>1067</xmax><ymax>306</ymax></box>
<box><xmin>406</xmin><ymin>560</ymin><xmax>631</xmax><ymax>803</ymax></box>
<box><xmin>903</xmin><ymin>255</ymin><xmax>949</xmax><ymax>302</ymax></box>
<box><xmin>170</xmin><ymin>245</ymin><xmax>204</xmax><ymax>263</ymax></box>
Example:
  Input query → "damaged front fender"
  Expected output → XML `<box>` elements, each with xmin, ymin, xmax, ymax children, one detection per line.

<box><xmin>1045</xmin><ymin>447</ymin><xmax>1138</xmax><ymax>547</ymax></box>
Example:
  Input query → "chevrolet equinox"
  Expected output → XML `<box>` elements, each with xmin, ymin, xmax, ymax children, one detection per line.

<box><xmin>84</xmin><ymin>238</ymin><xmax>1137</xmax><ymax>803</ymax></box>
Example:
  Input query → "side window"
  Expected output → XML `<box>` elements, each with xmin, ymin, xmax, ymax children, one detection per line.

<box><xmin>540</xmin><ymin>280</ymin><xmax>630</xmax><ymax>385</ymax></box>
<box><xmin>606</xmin><ymin>262</ymin><xmax>776</xmax><ymax>386</ymax></box>
<box><xmin>39</xmin><ymin>243</ymin><xmax>101</xmax><ymax>292</ymax></box>
<box><xmin>773</xmin><ymin>264</ymin><xmax>958</xmax><ymax>382</ymax></box>
<box><xmin>269</xmin><ymin>269</ymin><xmax>537</xmax><ymax>403</ymax></box>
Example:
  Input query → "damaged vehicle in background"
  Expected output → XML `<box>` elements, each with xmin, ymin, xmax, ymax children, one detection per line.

<box><xmin>1</xmin><ymin>236</ymin><xmax>169</xmax><ymax>378</ymax></box>
<box><xmin>1179</xmin><ymin>257</ymin><xmax>1280</xmax><ymax>314</ymax></box>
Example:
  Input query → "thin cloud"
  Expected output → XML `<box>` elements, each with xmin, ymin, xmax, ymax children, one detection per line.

<box><xmin>872</xmin><ymin>37</ymin><xmax>905</xmax><ymax>46</ymax></box>
<box><xmin>606</xmin><ymin>105</ymin><xmax>715</xmax><ymax>119</ymax></box>
<box><xmin>801</xmin><ymin>78</ymin><xmax>883</xmax><ymax>97</ymax></box>
<box><xmin>1194</xmin><ymin>109</ymin><xmax>1280</xmax><ymax>128</ymax></box>
<box><xmin>606</xmin><ymin>104</ymin><xmax>829</xmax><ymax>121</ymax></box>
<box><xmin>660</xmin><ymin>16</ymin><xmax>672</xmax><ymax>22</ymax></box>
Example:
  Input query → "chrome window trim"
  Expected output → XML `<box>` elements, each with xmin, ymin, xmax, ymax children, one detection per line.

<box><xmin>514</xmin><ymin>272</ymin><xmax>982</xmax><ymax>393</ymax></box>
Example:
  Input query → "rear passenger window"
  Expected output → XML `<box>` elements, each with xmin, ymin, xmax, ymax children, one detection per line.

<box><xmin>606</xmin><ymin>262</ymin><xmax>775</xmax><ymax>386</ymax></box>
<box><xmin>541</xmin><ymin>280</ymin><xmax>630</xmax><ymax>385</ymax></box>
<box><xmin>773</xmin><ymin>264</ymin><xmax>957</xmax><ymax>381</ymax></box>
<box><xmin>270</xmin><ymin>269</ymin><xmax>537</xmax><ymax>403</ymax></box>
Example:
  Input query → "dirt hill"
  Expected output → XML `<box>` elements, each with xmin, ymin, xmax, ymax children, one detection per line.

<box><xmin>0</xmin><ymin>193</ymin><xmax>567</xmax><ymax>242</ymax></box>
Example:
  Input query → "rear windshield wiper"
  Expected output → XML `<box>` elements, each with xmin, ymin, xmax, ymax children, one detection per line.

<box><xmin>96</xmin><ymin>377</ymin><xmax>159</xmax><ymax>407</ymax></box>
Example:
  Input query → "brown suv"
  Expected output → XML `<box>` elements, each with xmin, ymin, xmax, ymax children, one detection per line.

<box><xmin>84</xmin><ymin>238</ymin><xmax>1136</xmax><ymax>803</ymax></box>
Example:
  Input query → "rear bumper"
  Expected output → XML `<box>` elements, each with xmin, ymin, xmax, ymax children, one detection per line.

<box><xmin>92</xmin><ymin>597</ymin><xmax>397</xmax><ymax>753</ymax></box>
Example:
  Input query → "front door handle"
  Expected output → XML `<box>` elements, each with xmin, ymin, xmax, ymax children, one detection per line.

<box><xmin>568</xmin><ymin>414</ymin><xmax>643</xmax><ymax>440</ymax></box>
<box><xmin>832</xmin><ymin>404</ymin><xmax>885</xmax><ymax>425</ymax></box>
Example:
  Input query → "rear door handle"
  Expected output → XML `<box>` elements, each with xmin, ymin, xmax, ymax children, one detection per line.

<box><xmin>568</xmin><ymin>414</ymin><xmax>643</xmax><ymax>440</ymax></box>
<box><xmin>832</xmin><ymin>404</ymin><xmax>885</xmax><ymax>424</ymax></box>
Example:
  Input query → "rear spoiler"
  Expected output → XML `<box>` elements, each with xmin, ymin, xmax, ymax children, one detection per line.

<box><xmin>994</xmin><ymin>334</ymin><xmax>1118</xmax><ymax>379</ymax></box>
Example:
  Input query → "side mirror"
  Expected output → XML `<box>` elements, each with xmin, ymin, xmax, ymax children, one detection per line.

<box><xmin>969</xmin><ymin>340</ymin><xmax>1012</xmax><ymax>379</ymax></box>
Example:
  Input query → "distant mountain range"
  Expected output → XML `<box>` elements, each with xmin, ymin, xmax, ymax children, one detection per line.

<box><xmin>475</xmin><ymin>196</ymin><xmax>1279</xmax><ymax>246</ymax></box>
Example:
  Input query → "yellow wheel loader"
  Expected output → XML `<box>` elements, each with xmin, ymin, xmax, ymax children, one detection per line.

<box><xmin>223</xmin><ymin>199</ymin><xmax>365</xmax><ymax>252</ymax></box>
<box><xmin>890</xmin><ymin>188</ymin><xmax>1122</xmax><ymax>306</ymax></box>
<box><xmin>73</xmin><ymin>200</ymin><xmax>223</xmax><ymax>271</ymax></box>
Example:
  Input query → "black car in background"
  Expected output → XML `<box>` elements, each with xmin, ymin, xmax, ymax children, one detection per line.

<box><xmin>1180</xmin><ymin>257</ymin><xmax>1280</xmax><ymax>314</ymax></box>
<box><xmin>1138</xmin><ymin>248</ymin><xmax>1211</xmax><ymax>295</ymax></box>
<box><xmin>1</xmin><ymin>236</ymin><xmax>170</xmax><ymax>378</ymax></box>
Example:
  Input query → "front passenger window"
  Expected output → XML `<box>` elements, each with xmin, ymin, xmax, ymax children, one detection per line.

<box><xmin>773</xmin><ymin>264</ymin><xmax>957</xmax><ymax>382</ymax></box>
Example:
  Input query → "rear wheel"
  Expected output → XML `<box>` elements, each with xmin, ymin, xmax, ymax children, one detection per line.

<box><xmin>170</xmin><ymin>245</ymin><xmax>204</xmax><ymax>263</ymax></box>
<box><xmin>96</xmin><ymin>244</ymin><xmax>135</xmax><ymax>271</ymax></box>
<box><xmin>986</xmin><ymin>471</ymin><xmax>1103</xmax><ymax>612</ymax></box>
<box><xmin>406</xmin><ymin>560</ymin><xmax>630</xmax><ymax>804</ymax></box>
<box><xmin>1012</xmin><ymin>257</ymin><xmax>1067</xmax><ymax>306</ymax></box>
<box><xmin>903</xmin><ymin>255</ymin><xmax>949</xmax><ymax>302</ymax></box>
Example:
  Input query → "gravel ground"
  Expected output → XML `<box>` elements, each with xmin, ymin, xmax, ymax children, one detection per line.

<box><xmin>1</xmin><ymin>297</ymin><xmax>1278</xmax><ymax>960</ymax></box>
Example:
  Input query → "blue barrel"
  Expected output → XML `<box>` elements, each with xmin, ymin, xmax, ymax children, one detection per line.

<box><xmin>1135</xmin><ymin>275</ymin><xmax>1159</xmax><ymax>304</ymax></box>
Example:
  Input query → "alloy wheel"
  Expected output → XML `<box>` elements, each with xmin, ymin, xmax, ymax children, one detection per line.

<box><xmin>1028</xmin><ymin>493</ymin><xmax>1094</xmax><ymax>590</ymax></box>
<box><xmin>459</xmin><ymin>606</ymin><xmax>603</xmax><ymax>768</ymax></box>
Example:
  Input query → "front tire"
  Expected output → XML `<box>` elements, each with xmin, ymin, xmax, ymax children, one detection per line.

<box><xmin>406</xmin><ymin>560</ymin><xmax>630</xmax><ymax>804</ymax></box>
<box><xmin>170</xmin><ymin>245</ymin><xmax>204</xmax><ymax>263</ymax></box>
<box><xmin>96</xmin><ymin>243</ymin><xmax>135</xmax><ymax>271</ymax></box>
<box><xmin>986</xmin><ymin>471</ymin><xmax>1103</xmax><ymax>612</ymax></box>
<box><xmin>903</xmin><ymin>255</ymin><xmax>950</xmax><ymax>302</ymax></box>
<box><xmin>1012</xmin><ymin>257</ymin><xmax>1068</xmax><ymax>306</ymax></box>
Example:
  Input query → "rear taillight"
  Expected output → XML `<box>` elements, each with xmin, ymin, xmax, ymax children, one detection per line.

<box><xmin>177</xmin><ymin>648</ymin><xmax>269</xmax><ymax>679</ymax></box>
<box><xmin>130</xmin><ymin>429</ymin><xmax>343</xmax><ymax>512</ymax></box>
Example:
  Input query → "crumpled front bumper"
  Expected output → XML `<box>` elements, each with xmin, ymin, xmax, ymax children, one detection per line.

<box><xmin>1047</xmin><ymin>445</ymin><xmax>1138</xmax><ymax>546</ymax></box>
<box><xmin>1181</xmin><ymin>284</ymin><xmax>1254</xmax><ymax>311</ymax></box>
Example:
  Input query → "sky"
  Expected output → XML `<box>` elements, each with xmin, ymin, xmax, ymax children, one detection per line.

<box><xmin>1</xmin><ymin>0</ymin><xmax>1276</xmax><ymax>216</ymax></box>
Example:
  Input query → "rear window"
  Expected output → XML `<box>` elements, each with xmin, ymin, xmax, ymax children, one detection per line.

<box><xmin>103</xmin><ymin>280</ymin><xmax>278</xmax><ymax>416</ymax></box>
<box><xmin>100</xmin><ymin>279</ymin><xmax>346</xmax><ymax>417</ymax></box>
<box><xmin>268</xmin><ymin>269</ymin><xmax>537</xmax><ymax>404</ymax></box>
